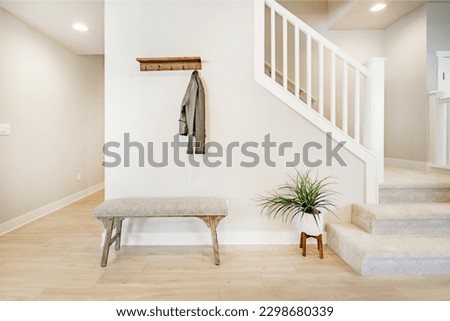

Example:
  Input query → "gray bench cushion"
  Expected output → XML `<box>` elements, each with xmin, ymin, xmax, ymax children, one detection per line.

<box><xmin>93</xmin><ymin>197</ymin><xmax>228</xmax><ymax>217</ymax></box>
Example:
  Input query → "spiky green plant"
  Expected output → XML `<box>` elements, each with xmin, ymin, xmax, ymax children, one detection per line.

<box><xmin>258</xmin><ymin>170</ymin><xmax>338</xmax><ymax>226</ymax></box>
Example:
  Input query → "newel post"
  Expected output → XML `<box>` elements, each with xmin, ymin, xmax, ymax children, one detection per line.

<box><xmin>429</xmin><ymin>91</ymin><xmax>449</xmax><ymax>167</ymax></box>
<box><xmin>364</xmin><ymin>58</ymin><xmax>386</xmax><ymax>184</ymax></box>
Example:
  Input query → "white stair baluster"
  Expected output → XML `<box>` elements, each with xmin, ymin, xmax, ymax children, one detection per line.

<box><xmin>283</xmin><ymin>17</ymin><xmax>288</xmax><ymax>89</ymax></box>
<box><xmin>330</xmin><ymin>52</ymin><xmax>336</xmax><ymax>125</ymax></box>
<box><xmin>306</xmin><ymin>33</ymin><xmax>312</xmax><ymax>108</ymax></box>
<box><xmin>318</xmin><ymin>42</ymin><xmax>324</xmax><ymax>116</ymax></box>
<box><xmin>354</xmin><ymin>70</ymin><xmax>361</xmax><ymax>142</ymax></box>
<box><xmin>342</xmin><ymin>61</ymin><xmax>348</xmax><ymax>134</ymax></box>
<box><xmin>270</xmin><ymin>7</ymin><xmax>276</xmax><ymax>81</ymax></box>
<box><xmin>294</xmin><ymin>26</ymin><xmax>300</xmax><ymax>99</ymax></box>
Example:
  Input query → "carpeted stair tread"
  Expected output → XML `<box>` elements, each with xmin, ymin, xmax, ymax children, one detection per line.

<box><xmin>354</xmin><ymin>203</ymin><xmax>450</xmax><ymax>220</ymax></box>
<box><xmin>382</xmin><ymin>167</ymin><xmax>450</xmax><ymax>189</ymax></box>
<box><xmin>327</xmin><ymin>223</ymin><xmax>450</xmax><ymax>275</ymax></box>
<box><xmin>352</xmin><ymin>203</ymin><xmax>450</xmax><ymax>234</ymax></box>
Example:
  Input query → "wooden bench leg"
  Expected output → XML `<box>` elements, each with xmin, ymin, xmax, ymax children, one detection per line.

<box><xmin>115</xmin><ymin>219</ymin><xmax>123</xmax><ymax>251</ymax></box>
<box><xmin>199</xmin><ymin>216</ymin><xmax>223</xmax><ymax>265</ymax></box>
<box><xmin>101</xmin><ymin>218</ymin><xmax>114</xmax><ymax>267</ymax></box>
<box><xmin>210</xmin><ymin>223</ymin><xmax>220</xmax><ymax>265</ymax></box>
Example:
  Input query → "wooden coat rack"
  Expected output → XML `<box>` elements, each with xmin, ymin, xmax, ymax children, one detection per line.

<box><xmin>136</xmin><ymin>57</ymin><xmax>202</xmax><ymax>71</ymax></box>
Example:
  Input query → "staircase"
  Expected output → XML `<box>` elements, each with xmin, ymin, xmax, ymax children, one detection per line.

<box><xmin>255</xmin><ymin>1</ymin><xmax>450</xmax><ymax>276</ymax></box>
<box><xmin>254</xmin><ymin>0</ymin><xmax>385</xmax><ymax>203</ymax></box>
<box><xmin>327</xmin><ymin>167</ymin><xmax>450</xmax><ymax>275</ymax></box>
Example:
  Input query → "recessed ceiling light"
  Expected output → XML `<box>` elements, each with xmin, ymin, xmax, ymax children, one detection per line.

<box><xmin>72</xmin><ymin>23</ymin><xmax>89</xmax><ymax>32</ymax></box>
<box><xmin>370</xmin><ymin>3</ymin><xmax>387</xmax><ymax>12</ymax></box>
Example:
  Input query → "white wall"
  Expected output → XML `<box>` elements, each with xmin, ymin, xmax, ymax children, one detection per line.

<box><xmin>278</xmin><ymin>0</ymin><xmax>385</xmax><ymax>64</ymax></box>
<box><xmin>384</xmin><ymin>5</ymin><xmax>427</xmax><ymax>162</ymax></box>
<box><xmin>105</xmin><ymin>0</ymin><xmax>366</xmax><ymax>245</ymax></box>
<box><xmin>0</xmin><ymin>8</ymin><xmax>104</xmax><ymax>225</ymax></box>
<box><xmin>327</xmin><ymin>31</ymin><xmax>384</xmax><ymax>63</ymax></box>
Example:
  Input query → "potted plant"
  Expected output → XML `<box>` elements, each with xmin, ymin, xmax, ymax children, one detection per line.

<box><xmin>258</xmin><ymin>169</ymin><xmax>338</xmax><ymax>236</ymax></box>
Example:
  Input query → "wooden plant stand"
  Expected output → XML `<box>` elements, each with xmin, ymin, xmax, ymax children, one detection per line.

<box><xmin>299</xmin><ymin>232</ymin><xmax>323</xmax><ymax>259</ymax></box>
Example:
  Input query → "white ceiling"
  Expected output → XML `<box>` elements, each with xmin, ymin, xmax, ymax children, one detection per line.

<box><xmin>331</xmin><ymin>0</ymin><xmax>427</xmax><ymax>30</ymax></box>
<box><xmin>280</xmin><ymin>1</ymin><xmax>445</xmax><ymax>31</ymax></box>
<box><xmin>0</xmin><ymin>0</ymin><xmax>103</xmax><ymax>55</ymax></box>
<box><xmin>0</xmin><ymin>1</ymin><xmax>448</xmax><ymax>55</ymax></box>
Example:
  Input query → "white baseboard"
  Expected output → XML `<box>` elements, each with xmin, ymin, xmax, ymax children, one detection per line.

<box><xmin>0</xmin><ymin>182</ymin><xmax>104</xmax><ymax>236</ymax></box>
<box><xmin>385</xmin><ymin>158</ymin><xmax>427</xmax><ymax>170</ymax></box>
<box><xmin>119</xmin><ymin>231</ymin><xmax>328</xmax><ymax>246</ymax></box>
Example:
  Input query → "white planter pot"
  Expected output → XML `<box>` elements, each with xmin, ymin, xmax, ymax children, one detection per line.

<box><xmin>299</xmin><ymin>213</ymin><xmax>323</xmax><ymax>236</ymax></box>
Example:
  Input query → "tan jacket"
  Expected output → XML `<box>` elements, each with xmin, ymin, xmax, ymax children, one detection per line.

<box><xmin>179</xmin><ymin>71</ymin><xmax>206</xmax><ymax>154</ymax></box>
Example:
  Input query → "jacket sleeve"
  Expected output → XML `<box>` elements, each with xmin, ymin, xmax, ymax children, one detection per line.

<box><xmin>179</xmin><ymin>98</ymin><xmax>188</xmax><ymax>136</ymax></box>
<box><xmin>193</xmin><ymin>73</ymin><xmax>206</xmax><ymax>154</ymax></box>
<box><xmin>179</xmin><ymin>74</ymin><xmax>198</xmax><ymax>137</ymax></box>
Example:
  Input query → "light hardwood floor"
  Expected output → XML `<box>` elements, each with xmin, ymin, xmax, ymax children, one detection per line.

<box><xmin>1</xmin><ymin>190</ymin><xmax>450</xmax><ymax>301</ymax></box>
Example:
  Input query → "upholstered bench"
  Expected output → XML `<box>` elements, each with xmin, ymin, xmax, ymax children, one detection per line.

<box><xmin>93</xmin><ymin>197</ymin><xmax>228</xmax><ymax>267</ymax></box>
